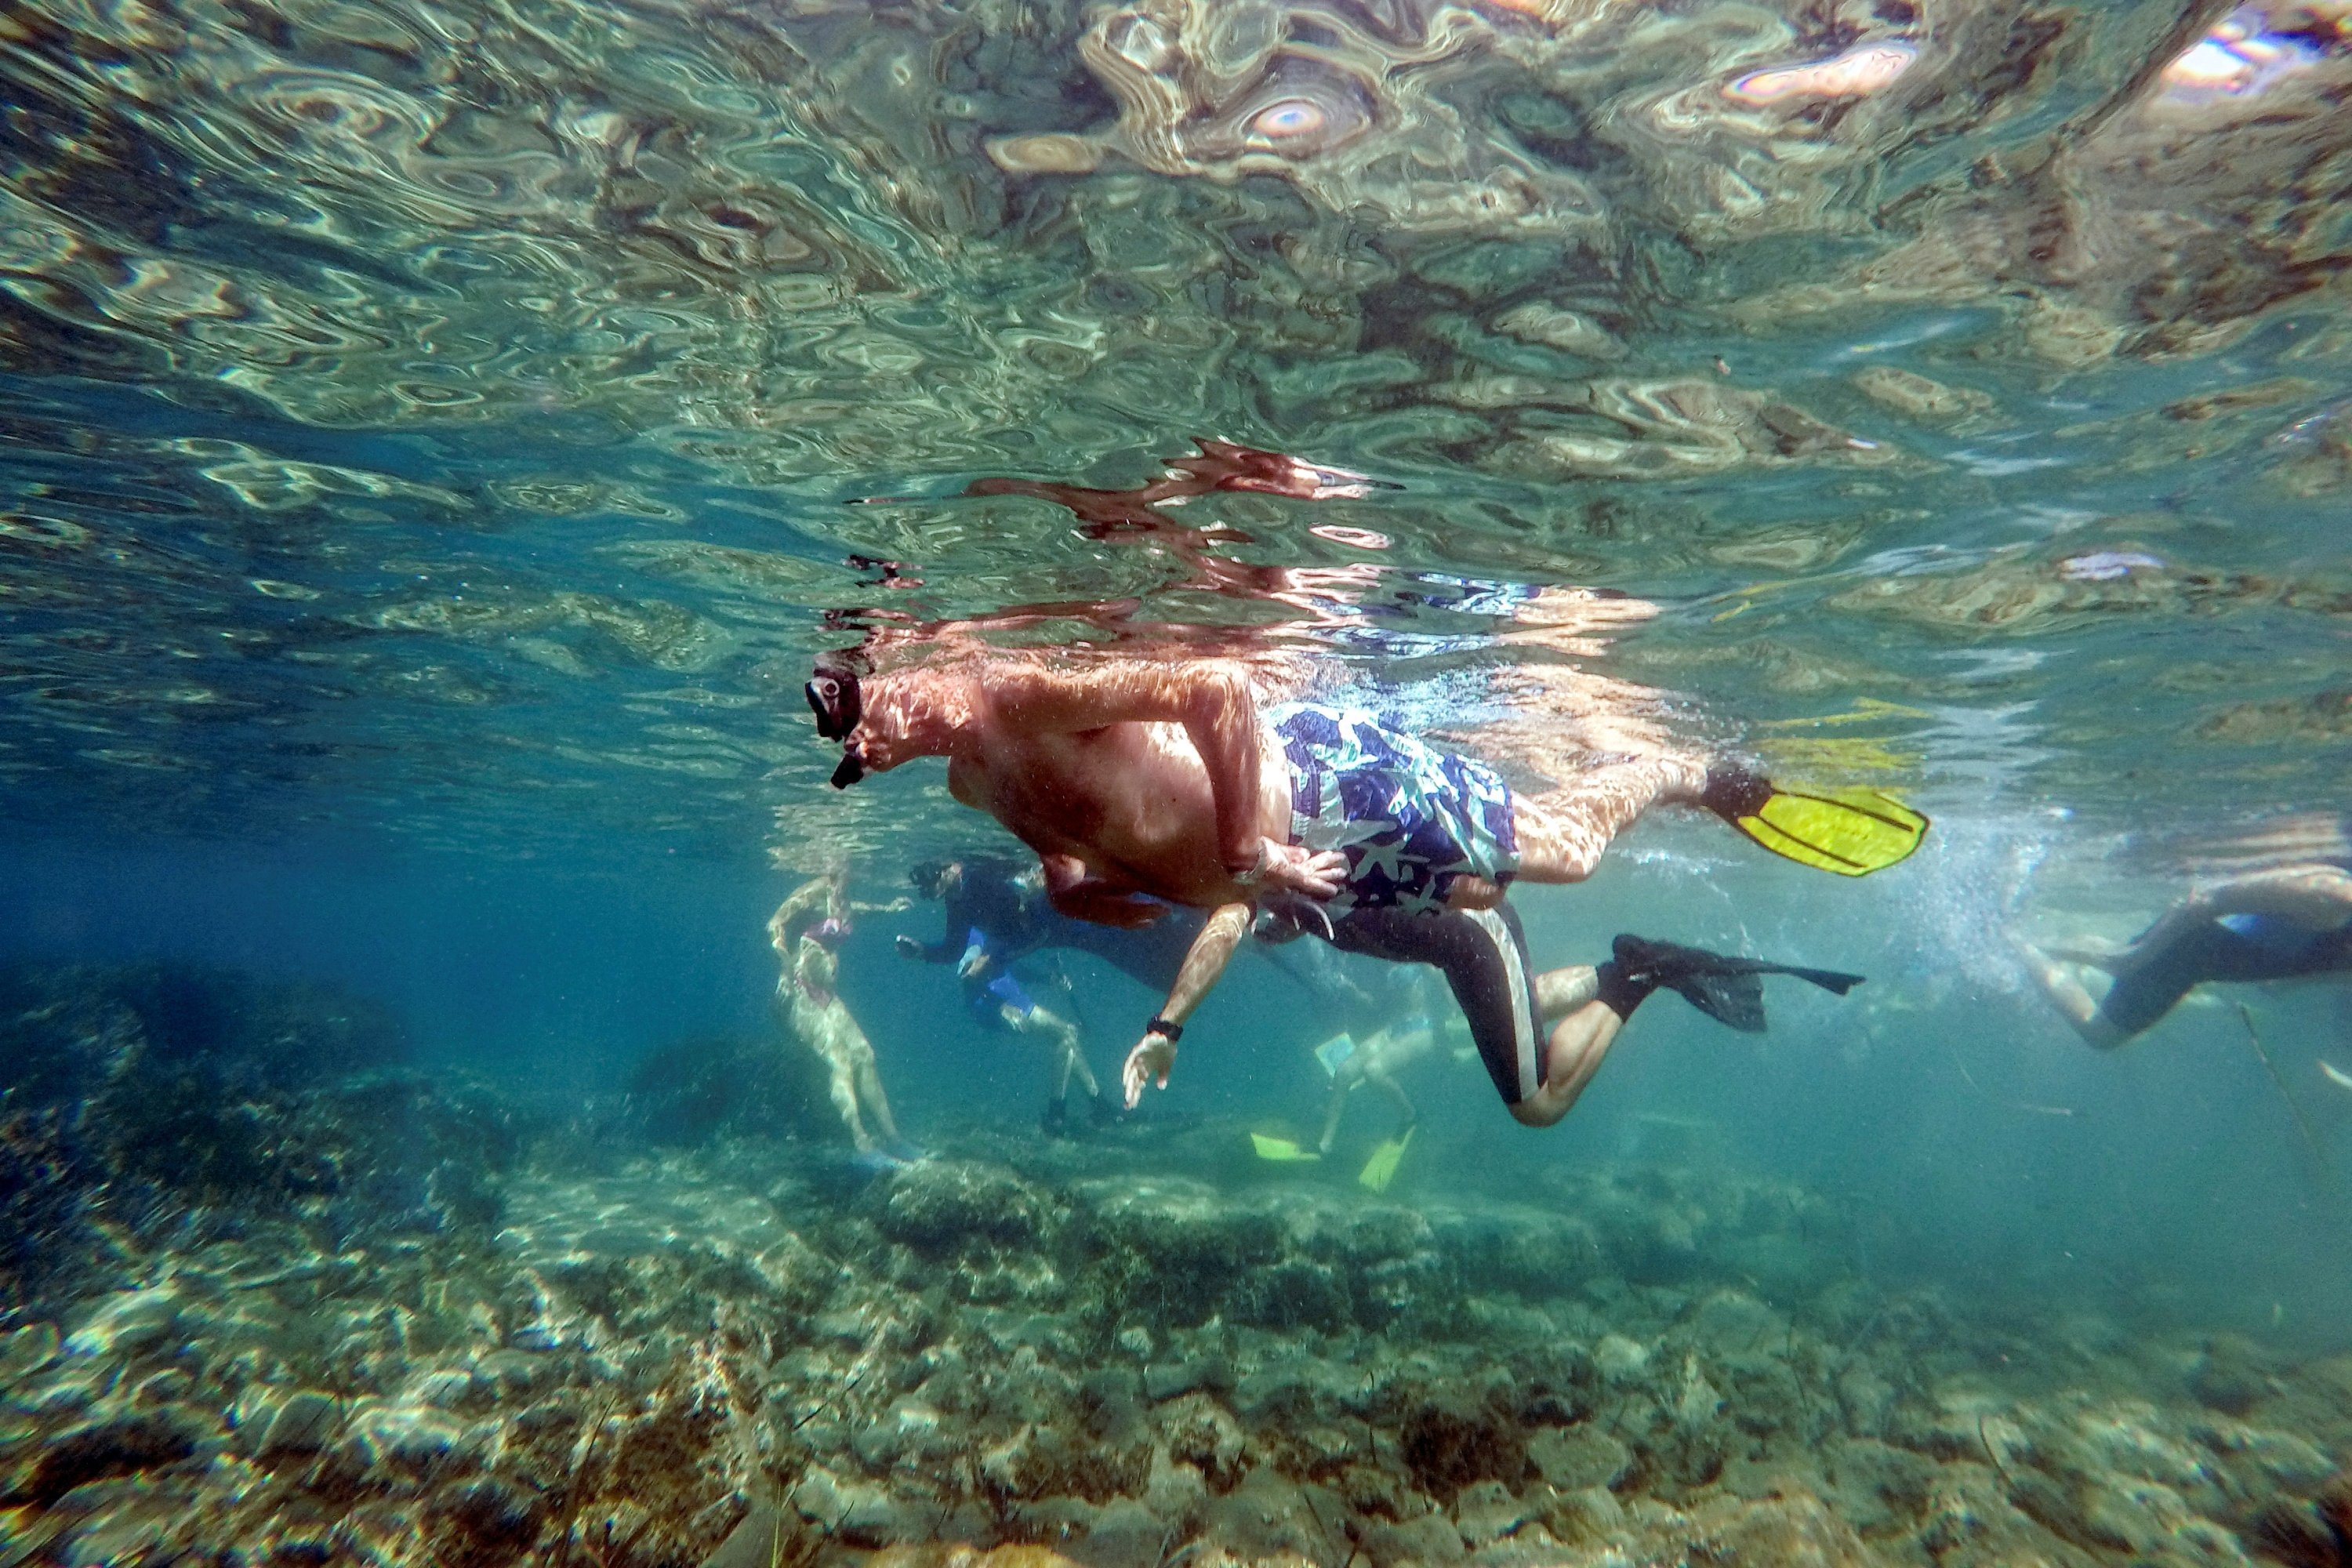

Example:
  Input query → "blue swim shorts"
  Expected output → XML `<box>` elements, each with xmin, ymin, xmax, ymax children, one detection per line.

<box><xmin>1269</xmin><ymin>702</ymin><xmax>1519</xmax><ymax>918</ymax></box>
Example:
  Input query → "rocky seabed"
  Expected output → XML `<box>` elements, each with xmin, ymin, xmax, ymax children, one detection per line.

<box><xmin>4</xmin><ymin>1127</ymin><xmax>2350</xmax><ymax>1568</ymax></box>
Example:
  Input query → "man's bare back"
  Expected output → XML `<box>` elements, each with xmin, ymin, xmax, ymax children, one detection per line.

<box><xmin>819</xmin><ymin>654</ymin><xmax>1346</xmax><ymax>924</ymax></box>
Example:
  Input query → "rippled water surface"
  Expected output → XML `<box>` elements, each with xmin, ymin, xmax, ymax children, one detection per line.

<box><xmin>6</xmin><ymin>5</ymin><xmax>2352</xmax><ymax>1564</ymax></box>
<box><xmin>4</xmin><ymin>0</ymin><xmax>2347</xmax><ymax>858</ymax></box>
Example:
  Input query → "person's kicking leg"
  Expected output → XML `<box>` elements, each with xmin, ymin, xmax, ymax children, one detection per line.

<box><xmin>1508</xmin><ymin>754</ymin><xmax>1710</xmax><ymax>884</ymax></box>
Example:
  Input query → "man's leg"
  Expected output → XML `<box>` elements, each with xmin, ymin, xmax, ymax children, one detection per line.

<box><xmin>1330</xmin><ymin>905</ymin><xmax>1548</xmax><ymax>1119</ymax></box>
<box><xmin>2013</xmin><ymin>942</ymin><xmax>2129</xmax><ymax>1048</ymax></box>
<box><xmin>1510</xmin><ymin>755</ymin><xmax>1709</xmax><ymax>883</ymax></box>
<box><xmin>2014</xmin><ymin>916</ymin><xmax>2233</xmax><ymax>1049</ymax></box>
<box><xmin>1536</xmin><ymin>964</ymin><xmax>1599</xmax><ymax>1019</ymax></box>
<box><xmin>1317</xmin><ymin>1062</ymin><xmax>1362</xmax><ymax>1155</ymax></box>
<box><xmin>1366</xmin><ymin>1065</ymin><xmax>1417</xmax><ymax>1140</ymax></box>
<box><xmin>1508</xmin><ymin>1004</ymin><xmax>1626</xmax><ymax>1127</ymax></box>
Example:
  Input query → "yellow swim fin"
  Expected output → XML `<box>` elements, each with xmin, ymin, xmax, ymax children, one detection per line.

<box><xmin>1357</xmin><ymin>1127</ymin><xmax>1413</xmax><ymax>1192</ymax></box>
<box><xmin>1704</xmin><ymin>768</ymin><xmax>1928</xmax><ymax>877</ymax></box>
<box><xmin>1250</xmin><ymin>1132</ymin><xmax>1320</xmax><ymax>1163</ymax></box>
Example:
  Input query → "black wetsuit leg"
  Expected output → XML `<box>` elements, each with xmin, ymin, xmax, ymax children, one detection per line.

<box><xmin>1328</xmin><ymin>904</ymin><xmax>1543</xmax><ymax>1105</ymax></box>
<box><xmin>2096</xmin><ymin>918</ymin><xmax>2352</xmax><ymax>1037</ymax></box>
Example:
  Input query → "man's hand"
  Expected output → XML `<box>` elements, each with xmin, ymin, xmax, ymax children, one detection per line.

<box><xmin>894</xmin><ymin>934</ymin><xmax>921</xmax><ymax>959</ymax></box>
<box><xmin>1123</xmin><ymin>1032</ymin><xmax>1178</xmax><ymax>1109</ymax></box>
<box><xmin>1243</xmin><ymin>838</ymin><xmax>1348</xmax><ymax>900</ymax></box>
<box><xmin>956</xmin><ymin>946</ymin><xmax>991</xmax><ymax>981</ymax></box>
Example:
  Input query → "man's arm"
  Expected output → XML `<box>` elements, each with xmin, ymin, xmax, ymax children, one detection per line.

<box><xmin>1039</xmin><ymin>853</ymin><xmax>1169</xmax><ymax>930</ymax></box>
<box><xmin>898</xmin><ymin>881</ymin><xmax>972</xmax><ymax>964</ymax></box>
<box><xmin>1122</xmin><ymin>902</ymin><xmax>1253</xmax><ymax>1107</ymax></box>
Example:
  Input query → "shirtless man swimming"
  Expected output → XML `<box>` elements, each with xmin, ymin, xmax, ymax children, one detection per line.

<box><xmin>807</xmin><ymin>646</ymin><xmax>1906</xmax><ymax>1128</ymax></box>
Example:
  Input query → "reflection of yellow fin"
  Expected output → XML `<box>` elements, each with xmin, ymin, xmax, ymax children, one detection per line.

<box><xmin>1250</xmin><ymin>1132</ymin><xmax>1319</xmax><ymax>1162</ymax></box>
<box><xmin>1727</xmin><ymin>786</ymin><xmax>1929</xmax><ymax>877</ymax></box>
<box><xmin>2320</xmin><ymin>1059</ymin><xmax>2352</xmax><ymax>1095</ymax></box>
<box><xmin>1357</xmin><ymin>1127</ymin><xmax>1413</xmax><ymax>1192</ymax></box>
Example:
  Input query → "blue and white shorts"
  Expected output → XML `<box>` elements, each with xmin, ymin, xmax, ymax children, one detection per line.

<box><xmin>1270</xmin><ymin>702</ymin><xmax>1519</xmax><ymax>919</ymax></box>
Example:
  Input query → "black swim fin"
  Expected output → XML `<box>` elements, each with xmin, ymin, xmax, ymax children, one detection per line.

<box><xmin>1610</xmin><ymin>934</ymin><xmax>1865</xmax><ymax>1034</ymax></box>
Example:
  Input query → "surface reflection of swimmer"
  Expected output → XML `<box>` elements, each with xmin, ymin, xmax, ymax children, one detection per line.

<box><xmin>2016</xmin><ymin>862</ymin><xmax>2352</xmax><ymax>1047</ymax></box>
<box><xmin>808</xmin><ymin>648</ymin><xmax>1908</xmax><ymax>1128</ymax></box>
<box><xmin>768</xmin><ymin>873</ymin><xmax>913</xmax><ymax>1161</ymax></box>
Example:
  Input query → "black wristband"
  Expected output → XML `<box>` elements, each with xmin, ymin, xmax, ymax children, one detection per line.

<box><xmin>1146</xmin><ymin>1017</ymin><xmax>1184</xmax><ymax>1043</ymax></box>
<box><xmin>1592</xmin><ymin>960</ymin><xmax>1657</xmax><ymax>1022</ymax></box>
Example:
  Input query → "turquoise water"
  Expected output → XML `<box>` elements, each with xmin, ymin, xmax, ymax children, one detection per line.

<box><xmin>4</xmin><ymin>0</ymin><xmax>2351</xmax><ymax>1563</ymax></box>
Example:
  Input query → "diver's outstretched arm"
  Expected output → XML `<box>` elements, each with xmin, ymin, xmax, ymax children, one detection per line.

<box><xmin>1122</xmin><ymin>902</ymin><xmax>1252</xmax><ymax>1107</ymax></box>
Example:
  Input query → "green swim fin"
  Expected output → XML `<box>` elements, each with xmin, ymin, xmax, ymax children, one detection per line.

<box><xmin>1357</xmin><ymin>1127</ymin><xmax>1413</xmax><ymax>1192</ymax></box>
<box><xmin>1251</xmin><ymin>1132</ymin><xmax>1320</xmax><ymax>1163</ymax></box>
<box><xmin>1702</xmin><ymin>768</ymin><xmax>1928</xmax><ymax>877</ymax></box>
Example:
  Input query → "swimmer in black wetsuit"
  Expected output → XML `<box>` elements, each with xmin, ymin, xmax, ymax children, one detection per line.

<box><xmin>2015</xmin><ymin>862</ymin><xmax>2352</xmax><ymax>1047</ymax></box>
<box><xmin>902</xmin><ymin>857</ymin><xmax>1110</xmax><ymax>1133</ymax></box>
<box><xmin>902</xmin><ymin>857</ymin><xmax>1207</xmax><ymax>1132</ymax></box>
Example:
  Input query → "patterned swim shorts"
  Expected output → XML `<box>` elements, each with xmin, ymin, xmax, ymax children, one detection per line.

<box><xmin>1270</xmin><ymin>703</ymin><xmax>1519</xmax><ymax>918</ymax></box>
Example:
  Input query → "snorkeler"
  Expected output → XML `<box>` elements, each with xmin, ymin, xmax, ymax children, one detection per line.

<box><xmin>805</xmin><ymin>651</ymin><xmax>1909</xmax><ymax>1126</ymax></box>
<box><xmin>2014</xmin><ymin>862</ymin><xmax>2352</xmax><ymax>1047</ymax></box>
<box><xmin>899</xmin><ymin>856</ymin><xmax>1130</xmax><ymax>1134</ymax></box>
<box><xmin>768</xmin><ymin>872</ymin><xmax>916</xmax><ymax>1161</ymax></box>
<box><xmin>1316</xmin><ymin>1014</ymin><xmax>1446</xmax><ymax>1156</ymax></box>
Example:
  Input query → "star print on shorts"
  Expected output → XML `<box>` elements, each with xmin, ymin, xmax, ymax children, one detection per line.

<box><xmin>1270</xmin><ymin>703</ymin><xmax>1519</xmax><ymax>917</ymax></box>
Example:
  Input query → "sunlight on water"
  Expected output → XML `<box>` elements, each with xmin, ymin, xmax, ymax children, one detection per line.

<box><xmin>2</xmin><ymin>0</ymin><xmax>2350</xmax><ymax>1563</ymax></box>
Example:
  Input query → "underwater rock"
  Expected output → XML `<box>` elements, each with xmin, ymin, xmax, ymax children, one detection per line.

<box><xmin>0</xmin><ymin>1103</ymin><xmax>92</xmax><ymax>1308</ymax></box>
<box><xmin>1527</xmin><ymin>1425</ymin><xmax>1630</xmax><ymax>1492</ymax></box>
<box><xmin>1397</xmin><ymin>1389</ymin><xmax>1530</xmax><ymax>1503</ymax></box>
<box><xmin>62</xmin><ymin>1287</ymin><xmax>180</xmax><ymax>1361</ymax></box>
<box><xmin>1356</xmin><ymin>1509</ymin><xmax>1466</xmax><ymax>1567</ymax></box>
<box><xmin>256</xmin><ymin>1388</ymin><xmax>343</xmax><ymax>1461</ymax></box>
<box><xmin>1142</xmin><ymin>1356</ymin><xmax>1233</xmax><ymax>1403</ymax></box>
<box><xmin>0</xmin><ymin>1323</ymin><xmax>60</xmax><ymax>1381</ymax></box>
<box><xmin>1851</xmin><ymin>365</ymin><xmax>1995</xmax><ymax>426</ymax></box>
<box><xmin>878</xmin><ymin>1160</ymin><xmax>1056</xmax><ymax>1253</ymax></box>
<box><xmin>2192</xmin><ymin>1333</ymin><xmax>2277</xmax><ymax>1415</ymax></box>
<box><xmin>2</xmin><ymin>1094</ymin><xmax>2347</xmax><ymax>1568</ymax></box>
<box><xmin>1592</xmin><ymin>1332</ymin><xmax>1653</xmax><ymax>1386</ymax></box>
<box><xmin>7</xmin><ymin>1408</ymin><xmax>204</xmax><ymax>1508</ymax></box>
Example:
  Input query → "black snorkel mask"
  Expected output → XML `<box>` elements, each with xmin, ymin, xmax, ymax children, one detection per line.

<box><xmin>804</xmin><ymin>652</ymin><xmax>866</xmax><ymax>789</ymax></box>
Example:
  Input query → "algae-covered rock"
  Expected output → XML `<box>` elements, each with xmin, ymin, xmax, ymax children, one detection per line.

<box><xmin>877</xmin><ymin>1160</ymin><xmax>1056</xmax><ymax>1254</ymax></box>
<box><xmin>1528</xmin><ymin>1425</ymin><xmax>1630</xmax><ymax>1491</ymax></box>
<box><xmin>1397</xmin><ymin>1389</ymin><xmax>1530</xmax><ymax>1502</ymax></box>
